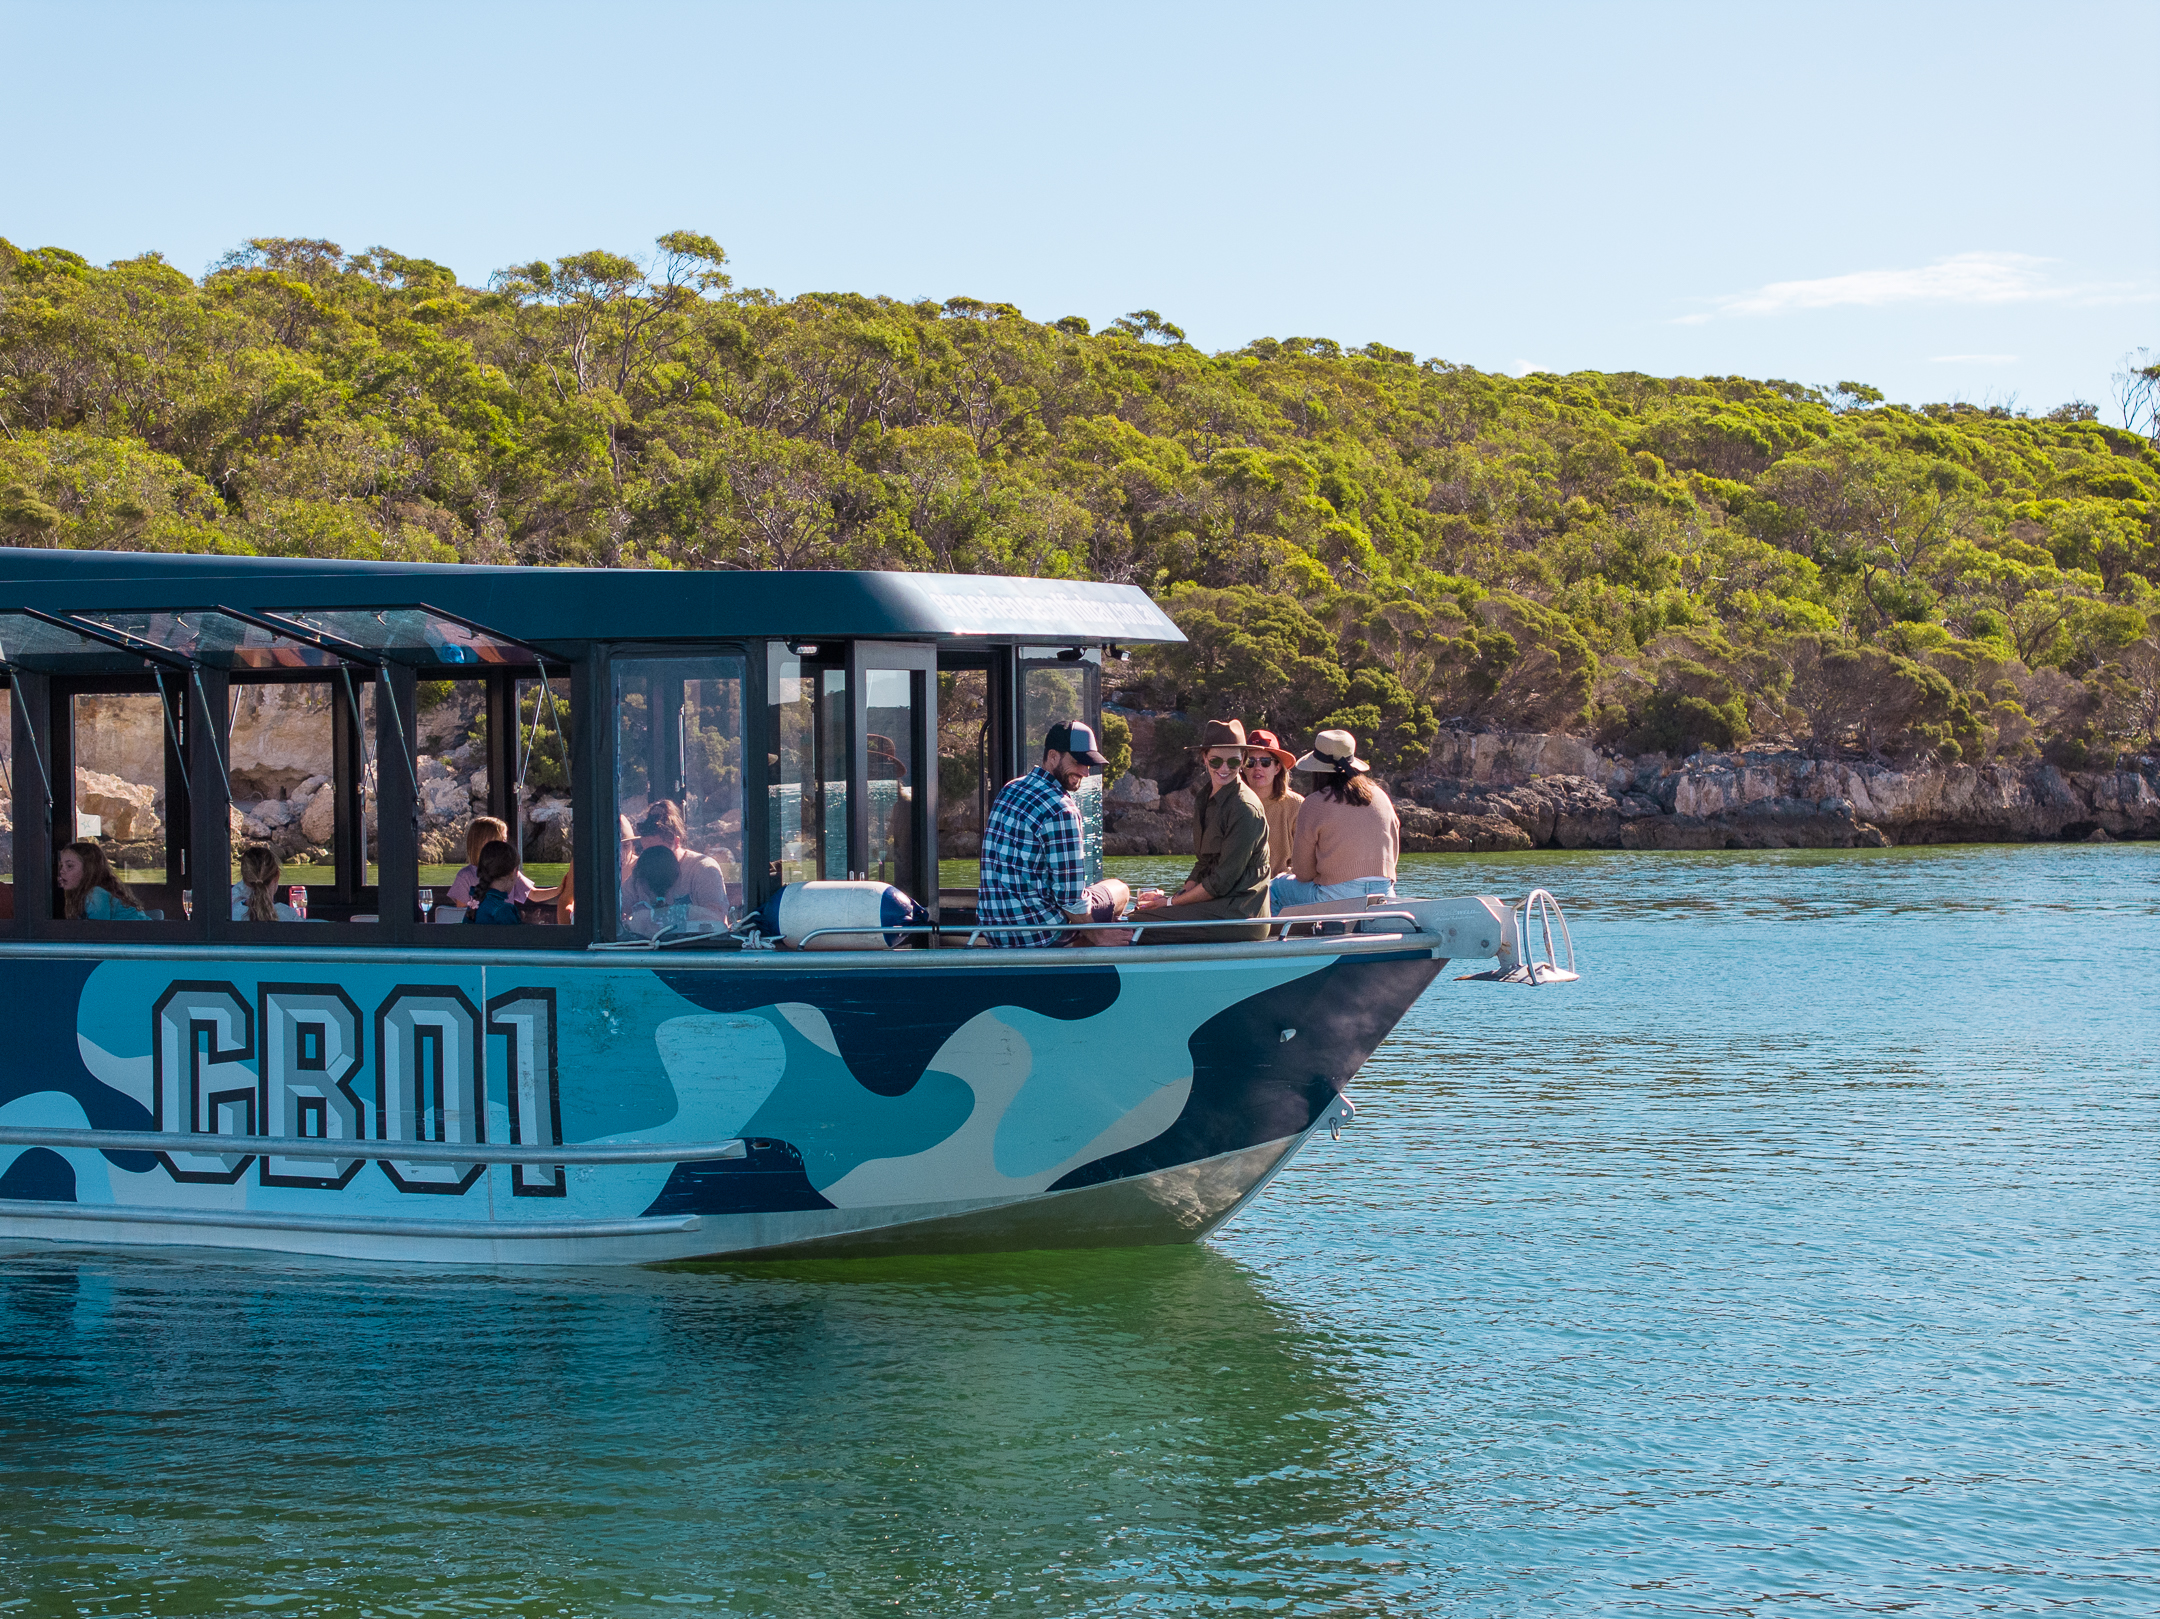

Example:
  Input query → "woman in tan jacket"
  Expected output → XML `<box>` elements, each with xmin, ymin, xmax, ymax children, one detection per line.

<box><xmin>1269</xmin><ymin>728</ymin><xmax>1400</xmax><ymax>910</ymax></box>
<box><xmin>1241</xmin><ymin>728</ymin><xmax>1303</xmax><ymax>876</ymax></box>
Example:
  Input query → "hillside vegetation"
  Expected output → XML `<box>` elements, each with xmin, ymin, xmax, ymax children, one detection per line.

<box><xmin>3</xmin><ymin>233</ymin><xmax>2157</xmax><ymax>768</ymax></box>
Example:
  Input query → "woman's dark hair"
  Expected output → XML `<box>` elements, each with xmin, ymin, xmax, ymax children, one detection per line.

<box><xmin>238</xmin><ymin>844</ymin><xmax>282</xmax><ymax>922</ymax></box>
<box><xmin>632</xmin><ymin>844</ymin><xmax>681</xmax><ymax>901</ymax></box>
<box><xmin>59</xmin><ymin>840</ymin><xmax>141</xmax><ymax>920</ymax></box>
<box><xmin>637</xmin><ymin>799</ymin><xmax>688</xmax><ymax>843</ymax></box>
<box><xmin>1310</xmin><ymin>768</ymin><xmax>1375</xmax><ymax>807</ymax></box>
<box><xmin>475</xmin><ymin>838</ymin><xmax>522</xmax><ymax>891</ymax></box>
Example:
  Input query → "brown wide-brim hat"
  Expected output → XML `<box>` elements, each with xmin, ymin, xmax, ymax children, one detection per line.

<box><xmin>1293</xmin><ymin>727</ymin><xmax>1369</xmax><ymax>773</ymax></box>
<box><xmin>1244</xmin><ymin>728</ymin><xmax>1297</xmax><ymax>771</ymax></box>
<box><xmin>1190</xmin><ymin>718</ymin><xmax>1249</xmax><ymax>753</ymax></box>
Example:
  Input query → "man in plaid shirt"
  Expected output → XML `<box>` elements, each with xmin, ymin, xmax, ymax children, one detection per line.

<box><xmin>977</xmin><ymin>721</ymin><xmax>1110</xmax><ymax>947</ymax></box>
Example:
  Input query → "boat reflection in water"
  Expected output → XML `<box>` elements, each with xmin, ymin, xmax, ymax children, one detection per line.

<box><xmin>0</xmin><ymin>1241</ymin><xmax>1419</xmax><ymax>1609</ymax></box>
<box><xmin>0</xmin><ymin>548</ymin><xmax>1573</xmax><ymax>1263</ymax></box>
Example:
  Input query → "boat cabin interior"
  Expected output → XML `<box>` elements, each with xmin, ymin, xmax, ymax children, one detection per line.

<box><xmin>0</xmin><ymin>549</ymin><xmax>1184</xmax><ymax>948</ymax></box>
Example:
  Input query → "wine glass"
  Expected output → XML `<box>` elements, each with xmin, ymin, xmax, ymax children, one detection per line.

<box><xmin>418</xmin><ymin>887</ymin><xmax>434</xmax><ymax>921</ymax></box>
<box><xmin>180</xmin><ymin>889</ymin><xmax>194</xmax><ymax>920</ymax></box>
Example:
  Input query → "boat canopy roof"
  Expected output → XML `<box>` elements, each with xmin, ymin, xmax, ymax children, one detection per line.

<box><xmin>0</xmin><ymin>548</ymin><xmax>1185</xmax><ymax>653</ymax></box>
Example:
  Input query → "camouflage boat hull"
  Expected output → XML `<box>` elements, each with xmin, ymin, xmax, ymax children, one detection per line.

<box><xmin>0</xmin><ymin>935</ymin><xmax>1444</xmax><ymax>1264</ymax></box>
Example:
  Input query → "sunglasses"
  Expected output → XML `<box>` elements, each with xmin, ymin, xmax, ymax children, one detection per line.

<box><xmin>1242</xmin><ymin>756</ymin><xmax>1278</xmax><ymax>771</ymax></box>
<box><xmin>1203</xmin><ymin>754</ymin><xmax>1247</xmax><ymax>772</ymax></box>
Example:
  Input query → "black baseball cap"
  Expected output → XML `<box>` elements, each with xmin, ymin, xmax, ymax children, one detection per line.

<box><xmin>1044</xmin><ymin>721</ymin><xmax>1109</xmax><ymax>765</ymax></box>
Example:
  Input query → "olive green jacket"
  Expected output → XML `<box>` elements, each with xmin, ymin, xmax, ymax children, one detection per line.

<box><xmin>1186</xmin><ymin>779</ymin><xmax>1272</xmax><ymax>913</ymax></box>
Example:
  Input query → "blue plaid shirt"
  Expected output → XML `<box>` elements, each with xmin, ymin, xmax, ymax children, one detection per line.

<box><xmin>978</xmin><ymin>766</ymin><xmax>1088</xmax><ymax>948</ymax></box>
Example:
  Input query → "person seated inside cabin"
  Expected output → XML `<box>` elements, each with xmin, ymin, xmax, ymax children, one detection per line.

<box><xmin>526</xmin><ymin>859</ymin><xmax>574</xmax><ymax>925</ymax></box>
<box><xmin>977</xmin><ymin>722</ymin><xmax>1127</xmax><ymax>947</ymax></box>
<box><xmin>231</xmin><ymin>844</ymin><xmax>301</xmax><ymax>921</ymax></box>
<box><xmin>620</xmin><ymin>845</ymin><xmax>729</xmax><ymax>937</ymax></box>
<box><xmin>466</xmin><ymin>840</ymin><xmax>526</xmax><ymax>925</ymax></box>
<box><xmin>447</xmin><ymin>816</ymin><xmax>535</xmax><ymax>913</ymax></box>
<box><xmin>58</xmin><ymin>841</ymin><xmax>151</xmax><ymax>922</ymax></box>
<box><xmin>625</xmin><ymin>800</ymin><xmax>729</xmax><ymax>918</ymax></box>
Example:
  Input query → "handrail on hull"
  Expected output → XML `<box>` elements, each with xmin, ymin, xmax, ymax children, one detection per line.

<box><xmin>0</xmin><ymin>1125</ymin><xmax>749</xmax><ymax>1166</ymax></box>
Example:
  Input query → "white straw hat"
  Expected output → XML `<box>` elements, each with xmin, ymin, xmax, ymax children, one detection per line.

<box><xmin>1293</xmin><ymin>728</ymin><xmax>1369</xmax><ymax>773</ymax></box>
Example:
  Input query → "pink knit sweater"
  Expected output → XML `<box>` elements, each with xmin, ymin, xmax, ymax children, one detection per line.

<box><xmin>1289</xmin><ymin>784</ymin><xmax>1400</xmax><ymax>885</ymax></box>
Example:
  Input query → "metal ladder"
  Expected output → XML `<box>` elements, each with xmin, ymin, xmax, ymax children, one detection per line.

<box><xmin>1458</xmin><ymin>888</ymin><xmax>1580</xmax><ymax>985</ymax></box>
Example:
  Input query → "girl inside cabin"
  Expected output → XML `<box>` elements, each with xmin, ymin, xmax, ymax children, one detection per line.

<box><xmin>57</xmin><ymin>841</ymin><xmax>150</xmax><ymax>922</ymax></box>
<box><xmin>231</xmin><ymin>844</ymin><xmax>301</xmax><ymax>921</ymax></box>
<box><xmin>467</xmin><ymin>840</ymin><xmax>526</xmax><ymax>925</ymax></box>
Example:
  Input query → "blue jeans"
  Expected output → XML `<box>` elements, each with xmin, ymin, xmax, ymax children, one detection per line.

<box><xmin>1268</xmin><ymin>875</ymin><xmax>1394</xmax><ymax>909</ymax></box>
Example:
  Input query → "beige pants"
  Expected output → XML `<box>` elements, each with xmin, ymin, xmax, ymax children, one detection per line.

<box><xmin>1064</xmin><ymin>878</ymin><xmax>1134</xmax><ymax>946</ymax></box>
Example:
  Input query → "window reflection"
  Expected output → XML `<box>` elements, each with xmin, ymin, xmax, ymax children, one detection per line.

<box><xmin>864</xmin><ymin>666</ymin><xmax>922</xmax><ymax>896</ymax></box>
<box><xmin>767</xmin><ymin>650</ymin><xmax>847</xmax><ymax>885</ymax></box>
<box><xmin>615</xmin><ymin>656</ymin><xmax>745</xmax><ymax>935</ymax></box>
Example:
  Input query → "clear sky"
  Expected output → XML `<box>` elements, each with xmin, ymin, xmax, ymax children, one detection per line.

<box><xmin>5</xmin><ymin>0</ymin><xmax>2153</xmax><ymax>418</ymax></box>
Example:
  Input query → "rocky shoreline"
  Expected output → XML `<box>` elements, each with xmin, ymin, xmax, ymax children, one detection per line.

<box><xmin>1102</xmin><ymin>723</ymin><xmax>2160</xmax><ymax>857</ymax></box>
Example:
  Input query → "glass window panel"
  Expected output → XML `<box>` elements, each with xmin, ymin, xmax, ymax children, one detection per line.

<box><xmin>0</xmin><ymin>686</ymin><xmax>12</xmax><ymax>900</ymax></box>
<box><xmin>1021</xmin><ymin>649</ymin><xmax>1103</xmax><ymax>882</ymax></box>
<box><xmin>766</xmin><ymin>649</ymin><xmax>847</xmax><ymax>887</ymax></box>
<box><xmin>70</xmin><ymin>692</ymin><xmax>170</xmax><ymax>892</ymax></box>
<box><xmin>268</xmin><ymin>608</ymin><xmax>530</xmax><ymax>667</ymax></box>
<box><xmin>357</xmin><ymin>681</ymin><xmax>380</xmax><ymax>890</ymax></box>
<box><xmin>64</xmin><ymin>609</ymin><xmax>342</xmax><ymax>670</ymax></box>
<box><xmin>864</xmin><ymin>666</ymin><xmax>922</xmax><ymax>896</ymax></box>
<box><xmin>936</xmin><ymin>669</ymin><xmax>988</xmax><ymax>862</ymax></box>
<box><xmin>227</xmin><ymin>683</ymin><xmax>342</xmax><ymax>893</ymax></box>
<box><xmin>0</xmin><ymin>610</ymin><xmax>154</xmax><ymax>675</ymax></box>
<box><xmin>415</xmin><ymin>678</ymin><xmax>490</xmax><ymax>888</ymax></box>
<box><xmin>514</xmin><ymin>676</ymin><xmax>574</xmax><ymax>900</ymax></box>
<box><xmin>614</xmin><ymin>655</ymin><xmax>745</xmax><ymax>935</ymax></box>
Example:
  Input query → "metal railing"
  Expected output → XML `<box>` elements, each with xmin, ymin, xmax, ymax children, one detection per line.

<box><xmin>788</xmin><ymin>908</ymin><xmax>1429</xmax><ymax>950</ymax></box>
<box><xmin>0</xmin><ymin>1125</ymin><xmax>749</xmax><ymax>1165</ymax></box>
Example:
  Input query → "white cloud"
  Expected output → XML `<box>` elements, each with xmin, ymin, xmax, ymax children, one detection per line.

<box><xmin>1928</xmin><ymin>353</ymin><xmax>2019</xmax><ymax>364</ymax></box>
<box><xmin>1672</xmin><ymin>252</ymin><xmax>2155</xmax><ymax>324</ymax></box>
<box><xmin>1510</xmin><ymin>359</ymin><xmax>1550</xmax><ymax>376</ymax></box>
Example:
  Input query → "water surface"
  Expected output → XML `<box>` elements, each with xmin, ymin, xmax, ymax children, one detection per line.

<box><xmin>3</xmin><ymin>845</ymin><xmax>2155</xmax><ymax>1614</ymax></box>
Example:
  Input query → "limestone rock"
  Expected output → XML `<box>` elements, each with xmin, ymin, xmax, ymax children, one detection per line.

<box><xmin>1394</xmin><ymin>729</ymin><xmax>2157</xmax><ymax>849</ymax></box>
<box><xmin>526</xmin><ymin>796</ymin><xmax>574</xmax><ymax>862</ymax></box>
<box><xmin>300</xmin><ymin>783</ymin><xmax>337</xmax><ymax>844</ymax></box>
<box><xmin>226</xmin><ymin>685</ymin><xmax>338</xmax><ymax>801</ymax></box>
<box><xmin>1102</xmin><ymin>808</ymin><xmax>1191</xmax><ymax>857</ymax></box>
<box><xmin>1396</xmin><ymin>804</ymin><xmax>1534</xmax><ymax>853</ymax></box>
<box><xmin>75</xmin><ymin>770</ymin><xmax>161</xmax><ymax>842</ymax></box>
<box><xmin>1107</xmin><ymin>774</ymin><xmax>1160</xmax><ymax>809</ymax></box>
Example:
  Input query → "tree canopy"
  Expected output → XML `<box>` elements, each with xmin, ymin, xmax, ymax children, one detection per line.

<box><xmin>3</xmin><ymin>233</ymin><xmax>2156</xmax><ymax>765</ymax></box>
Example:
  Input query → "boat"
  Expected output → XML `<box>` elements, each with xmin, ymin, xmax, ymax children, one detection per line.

<box><xmin>0</xmin><ymin>547</ymin><xmax>1576</xmax><ymax>1264</ymax></box>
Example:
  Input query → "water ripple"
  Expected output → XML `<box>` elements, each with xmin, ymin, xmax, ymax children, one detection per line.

<box><xmin>2</xmin><ymin>845</ymin><xmax>2155</xmax><ymax>1615</ymax></box>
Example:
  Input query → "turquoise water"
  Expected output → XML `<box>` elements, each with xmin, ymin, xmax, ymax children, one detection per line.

<box><xmin>3</xmin><ymin>845</ymin><xmax>2155</xmax><ymax>1615</ymax></box>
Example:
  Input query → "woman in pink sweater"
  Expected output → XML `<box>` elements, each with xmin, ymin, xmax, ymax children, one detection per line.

<box><xmin>1269</xmin><ymin>728</ymin><xmax>1400</xmax><ymax>910</ymax></box>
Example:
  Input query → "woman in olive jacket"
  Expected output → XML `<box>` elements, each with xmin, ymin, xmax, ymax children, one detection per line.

<box><xmin>1133</xmin><ymin>718</ymin><xmax>1274</xmax><ymax>944</ymax></box>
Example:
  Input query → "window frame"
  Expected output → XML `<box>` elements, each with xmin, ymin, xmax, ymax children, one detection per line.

<box><xmin>594</xmin><ymin>640</ymin><xmax>758</xmax><ymax>942</ymax></box>
<box><xmin>4</xmin><ymin>647</ymin><xmax>598</xmax><ymax>952</ymax></box>
<box><xmin>38</xmin><ymin>670</ymin><xmax>198</xmax><ymax>938</ymax></box>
